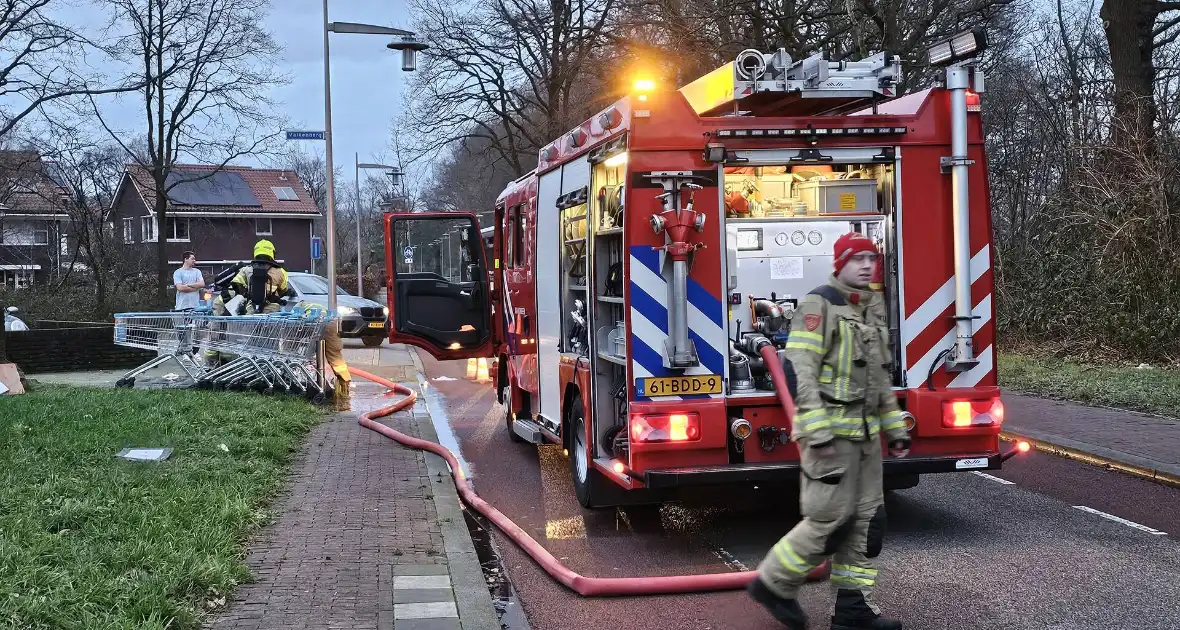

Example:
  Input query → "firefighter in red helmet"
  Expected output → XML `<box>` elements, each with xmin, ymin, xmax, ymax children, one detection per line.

<box><xmin>748</xmin><ymin>232</ymin><xmax>909</xmax><ymax>630</ymax></box>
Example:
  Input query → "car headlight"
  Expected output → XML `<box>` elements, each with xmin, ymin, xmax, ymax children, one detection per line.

<box><xmin>383</xmin><ymin>306</ymin><xmax>389</xmax><ymax>316</ymax></box>
<box><xmin>337</xmin><ymin>306</ymin><xmax>355</xmax><ymax>315</ymax></box>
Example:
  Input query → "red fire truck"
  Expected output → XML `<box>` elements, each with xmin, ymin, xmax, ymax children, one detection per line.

<box><xmin>384</xmin><ymin>29</ymin><xmax>1025</xmax><ymax>508</ymax></box>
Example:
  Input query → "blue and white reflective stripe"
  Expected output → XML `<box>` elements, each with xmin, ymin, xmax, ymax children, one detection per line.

<box><xmin>628</xmin><ymin>246</ymin><xmax>727</xmax><ymax>401</ymax></box>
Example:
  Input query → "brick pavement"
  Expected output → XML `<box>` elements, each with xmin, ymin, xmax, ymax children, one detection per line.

<box><xmin>1004</xmin><ymin>393</ymin><xmax>1180</xmax><ymax>480</ymax></box>
<box><xmin>207</xmin><ymin>345</ymin><xmax>500</xmax><ymax>630</ymax></box>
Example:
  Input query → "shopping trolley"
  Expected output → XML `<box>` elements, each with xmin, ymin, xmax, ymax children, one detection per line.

<box><xmin>195</xmin><ymin>307</ymin><xmax>334</xmax><ymax>400</ymax></box>
<box><xmin>111</xmin><ymin>311</ymin><xmax>207</xmax><ymax>387</ymax></box>
<box><xmin>112</xmin><ymin>306</ymin><xmax>336</xmax><ymax>402</ymax></box>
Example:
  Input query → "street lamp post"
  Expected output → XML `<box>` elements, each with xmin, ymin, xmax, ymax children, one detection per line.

<box><xmin>354</xmin><ymin>157</ymin><xmax>402</xmax><ymax>297</ymax></box>
<box><xmin>321</xmin><ymin>5</ymin><xmax>427</xmax><ymax>311</ymax></box>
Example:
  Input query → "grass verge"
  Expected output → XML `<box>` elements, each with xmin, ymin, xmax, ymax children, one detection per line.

<box><xmin>0</xmin><ymin>386</ymin><xmax>325</xmax><ymax>629</ymax></box>
<box><xmin>999</xmin><ymin>351</ymin><xmax>1180</xmax><ymax>418</ymax></box>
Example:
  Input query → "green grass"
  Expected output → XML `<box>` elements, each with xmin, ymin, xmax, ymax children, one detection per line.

<box><xmin>0</xmin><ymin>386</ymin><xmax>325</xmax><ymax>629</ymax></box>
<box><xmin>1000</xmin><ymin>351</ymin><xmax>1180</xmax><ymax>418</ymax></box>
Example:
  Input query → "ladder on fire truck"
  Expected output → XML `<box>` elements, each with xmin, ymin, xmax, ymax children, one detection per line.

<box><xmin>678</xmin><ymin>49</ymin><xmax>903</xmax><ymax>118</ymax></box>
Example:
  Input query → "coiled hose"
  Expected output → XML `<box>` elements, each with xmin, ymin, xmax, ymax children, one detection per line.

<box><xmin>350</xmin><ymin>361</ymin><xmax>828</xmax><ymax>597</ymax></box>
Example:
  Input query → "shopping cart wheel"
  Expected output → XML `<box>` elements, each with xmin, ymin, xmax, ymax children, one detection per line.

<box><xmin>311</xmin><ymin>391</ymin><xmax>327</xmax><ymax>405</ymax></box>
<box><xmin>115</xmin><ymin>378</ymin><xmax>134</xmax><ymax>388</ymax></box>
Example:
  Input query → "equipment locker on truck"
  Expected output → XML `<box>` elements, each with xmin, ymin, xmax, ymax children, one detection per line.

<box><xmin>383</xmin><ymin>29</ymin><xmax>1026</xmax><ymax>509</ymax></box>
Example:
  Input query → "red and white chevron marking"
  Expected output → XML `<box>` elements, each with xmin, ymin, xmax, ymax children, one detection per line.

<box><xmin>903</xmin><ymin>244</ymin><xmax>995</xmax><ymax>389</ymax></box>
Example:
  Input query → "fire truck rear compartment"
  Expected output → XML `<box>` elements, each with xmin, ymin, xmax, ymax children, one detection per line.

<box><xmin>721</xmin><ymin>158</ymin><xmax>901</xmax><ymax>402</ymax></box>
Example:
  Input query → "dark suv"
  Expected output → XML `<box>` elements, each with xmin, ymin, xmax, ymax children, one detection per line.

<box><xmin>286</xmin><ymin>272</ymin><xmax>388</xmax><ymax>347</ymax></box>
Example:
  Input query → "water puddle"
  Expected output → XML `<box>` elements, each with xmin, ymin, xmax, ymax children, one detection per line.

<box><xmin>417</xmin><ymin>376</ymin><xmax>473</xmax><ymax>479</ymax></box>
<box><xmin>464</xmin><ymin>509</ymin><xmax>532</xmax><ymax>630</ymax></box>
<box><xmin>414</xmin><ymin>375</ymin><xmax>528</xmax><ymax>629</ymax></box>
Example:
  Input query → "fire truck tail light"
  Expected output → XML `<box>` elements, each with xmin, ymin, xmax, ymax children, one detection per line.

<box><xmin>942</xmin><ymin>399</ymin><xmax>1004</xmax><ymax>428</ymax></box>
<box><xmin>631</xmin><ymin>412</ymin><xmax>701</xmax><ymax>442</ymax></box>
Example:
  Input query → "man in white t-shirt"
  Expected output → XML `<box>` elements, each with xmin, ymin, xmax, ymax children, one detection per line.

<box><xmin>173</xmin><ymin>251</ymin><xmax>205</xmax><ymax>311</ymax></box>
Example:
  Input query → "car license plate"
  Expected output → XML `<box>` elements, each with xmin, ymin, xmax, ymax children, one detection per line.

<box><xmin>368</xmin><ymin>321</ymin><xmax>384</xmax><ymax>329</ymax></box>
<box><xmin>955</xmin><ymin>457</ymin><xmax>989</xmax><ymax>470</ymax></box>
<box><xmin>638</xmin><ymin>375</ymin><xmax>722</xmax><ymax>397</ymax></box>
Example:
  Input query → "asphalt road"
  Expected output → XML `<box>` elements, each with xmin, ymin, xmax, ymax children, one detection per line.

<box><xmin>415</xmin><ymin>353</ymin><xmax>1180</xmax><ymax>630</ymax></box>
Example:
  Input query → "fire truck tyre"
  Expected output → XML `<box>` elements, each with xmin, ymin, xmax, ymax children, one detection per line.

<box><xmin>569</xmin><ymin>392</ymin><xmax>611</xmax><ymax>509</ymax></box>
<box><xmin>883</xmin><ymin>474</ymin><xmax>919</xmax><ymax>491</ymax></box>
<box><xmin>361</xmin><ymin>335</ymin><xmax>383</xmax><ymax>347</ymax></box>
<box><xmin>505</xmin><ymin>387</ymin><xmax>525</xmax><ymax>443</ymax></box>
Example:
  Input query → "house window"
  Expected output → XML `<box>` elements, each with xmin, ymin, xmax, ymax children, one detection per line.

<box><xmin>141</xmin><ymin>216</ymin><xmax>156</xmax><ymax>242</ymax></box>
<box><xmin>271</xmin><ymin>186</ymin><xmax>298</xmax><ymax>201</ymax></box>
<box><xmin>0</xmin><ymin>220</ymin><xmax>47</xmax><ymax>246</ymax></box>
<box><xmin>123</xmin><ymin>218</ymin><xmax>134</xmax><ymax>243</ymax></box>
<box><xmin>255</xmin><ymin>218</ymin><xmax>273</xmax><ymax>236</ymax></box>
<box><xmin>0</xmin><ymin>269</ymin><xmax>34</xmax><ymax>289</ymax></box>
<box><xmin>166</xmin><ymin>217</ymin><xmax>189</xmax><ymax>242</ymax></box>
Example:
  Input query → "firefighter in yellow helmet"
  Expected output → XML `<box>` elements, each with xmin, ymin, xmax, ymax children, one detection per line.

<box><xmin>206</xmin><ymin>239</ymin><xmax>350</xmax><ymax>395</ymax></box>
<box><xmin>748</xmin><ymin>232</ymin><xmax>909</xmax><ymax>630</ymax></box>
<box><xmin>204</xmin><ymin>240</ymin><xmax>289</xmax><ymax>365</ymax></box>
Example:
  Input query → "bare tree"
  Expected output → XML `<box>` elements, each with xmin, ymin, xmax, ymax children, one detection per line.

<box><xmin>0</xmin><ymin>0</ymin><xmax>141</xmax><ymax>138</ymax></box>
<box><xmin>1096</xmin><ymin>0</ymin><xmax>1180</xmax><ymax>142</ymax></box>
<box><xmin>399</xmin><ymin>0</ymin><xmax>618</xmax><ymax>176</ymax></box>
<box><xmin>93</xmin><ymin>0</ymin><xmax>286</xmax><ymax>307</ymax></box>
<box><xmin>281</xmin><ymin>146</ymin><xmax>342</xmax><ymax>269</ymax></box>
<box><xmin>44</xmin><ymin>141</ymin><xmax>127</xmax><ymax>316</ymax></box>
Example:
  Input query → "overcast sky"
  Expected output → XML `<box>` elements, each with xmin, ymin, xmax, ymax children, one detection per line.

<box><xmin>45</xmin><ymin>0</ymin><xmax>418</xmax><ymax>178</ymax></box>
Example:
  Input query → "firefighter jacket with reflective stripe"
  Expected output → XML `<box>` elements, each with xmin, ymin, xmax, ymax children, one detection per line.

<box><xmin>232</xmin><ymin>263</ymin><xmax>289</xmax><ymax>308</ymax></box>
<box><xmin>784</xmin><ymin>275</ymin><xmax>908</xmax><ymax>445</ymax></box>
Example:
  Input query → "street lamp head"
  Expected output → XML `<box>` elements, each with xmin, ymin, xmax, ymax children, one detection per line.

<box><xmin>386</xmin><ymin>167</ymin><xmax>404</xmax><ymax>187</ymax></box>
<box><xmin>388</xmin><ymin>35</ymin><xmax>429</xmax><ymax>71</ymax></box>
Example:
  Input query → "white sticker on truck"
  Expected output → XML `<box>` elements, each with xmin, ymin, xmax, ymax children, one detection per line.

<box><xmin>955</xmin><ymin>457</ymin><xmax>989</xmax><ymax>470</ymax></box>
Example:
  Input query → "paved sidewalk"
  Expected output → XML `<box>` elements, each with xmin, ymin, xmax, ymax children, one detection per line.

<box><xmin>1004</xmin><ymin>394</ymin><xmax>1180</xmax><ymax>484</ymax></box>
<box><xmin>208</xmin><ymin>343</ymin><xmax>500</xmax><ymax>630</ymax></box>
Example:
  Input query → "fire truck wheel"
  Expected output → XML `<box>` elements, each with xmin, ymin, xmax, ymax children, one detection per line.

<box><xmin>569</xmin><ymin>392</ymin><xmax>611</xmax><ymax>508</ymax></box>
<box><xmin>505</xmin><ymin>386</ymin><xmax>525</xmax><ymax>443</ymax></box>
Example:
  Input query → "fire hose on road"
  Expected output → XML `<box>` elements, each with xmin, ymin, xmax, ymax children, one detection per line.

<box><xmin>350</xmin><ymin>358</ymin><xmax>829</xmax><ymax>597</ymax></box>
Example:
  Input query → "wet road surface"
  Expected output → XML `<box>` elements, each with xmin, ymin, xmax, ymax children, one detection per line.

<box><xmin>415</xmin><ymin>353</ymin><xmax>1180</xmax><ymax>630</ymax></box>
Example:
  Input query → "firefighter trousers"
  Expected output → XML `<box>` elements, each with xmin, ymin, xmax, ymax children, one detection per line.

<box><xmin>757</xmin><ymin>436</ymin><xmax>886</xmax><ymax>609</ymax></box>
<box><xmin>322</xmin><ymin>319</ymin><xmax>350</xmax><ymax>385</ymax></box>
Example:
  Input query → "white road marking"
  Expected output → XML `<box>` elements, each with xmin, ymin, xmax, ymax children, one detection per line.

<box><xmin>971</xmin><ymin>471</ymin><xmax>1015</xmax><ymax>485</ymax></box>
<box><xmin>1072</xmin><ymin>505</ymin><xmax>1168</xmax><ymax>535</ymax></box>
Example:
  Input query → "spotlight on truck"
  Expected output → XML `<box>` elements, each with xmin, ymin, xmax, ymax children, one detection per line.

<box><xmin>927</xmin><ymin>28</ymin><xmax>987</xmax><ymax>67</ymax></box>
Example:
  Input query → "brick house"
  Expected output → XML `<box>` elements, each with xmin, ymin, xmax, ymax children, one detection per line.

<box><xmin>0</xmin><ymin>151</ymin><xmax>69</xmax><ymax>289</ymax></box>
<box><xmin>109</xmin><ymin>164</ymin><xmax>321</xmax><ymax>280</ymax></box>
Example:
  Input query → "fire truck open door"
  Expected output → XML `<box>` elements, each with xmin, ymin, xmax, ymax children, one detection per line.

<box><xmin>383</xmin><ymin>211</ymin><xmax>494</xmax><ymax>360</ymax></box>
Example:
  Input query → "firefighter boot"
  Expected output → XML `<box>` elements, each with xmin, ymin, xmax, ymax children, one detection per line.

<box><xmin>830</xmin><ymin>589</ymin><xmax>902</xmax><ymax>630</ymax></box>
<box><xmin>748</xmin><ymin>577</ymin><xmax>808</xmax><ymax>629</ymax></box>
